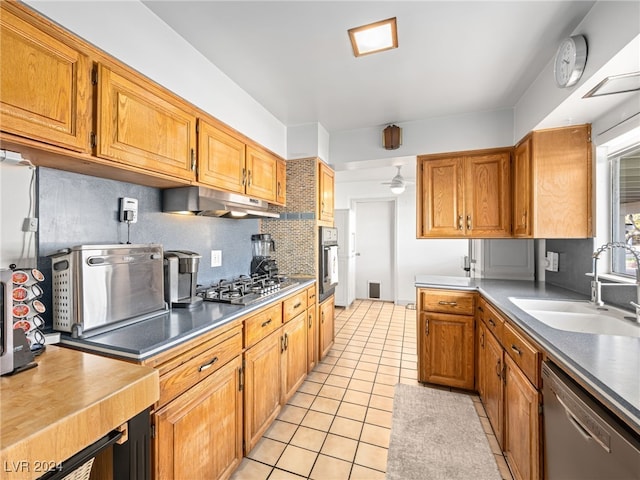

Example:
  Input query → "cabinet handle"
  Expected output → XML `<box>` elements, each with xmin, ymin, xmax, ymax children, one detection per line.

<box><xmin>495</xmin><ymin>359</ymin><xmax>501</xmax><ymax>378</ymax></box>
<box><xmin>309</xmin><ymin>294</ymin><xmax>316</xmax><ymax>299</ymax></box>
<box><xmin>247</xmin><ymin>170</ymin><xmax>252</xmax><ymax>187</ymax></box>
<box><xmin>438</xmin><ymin>301</ymin><xmax>457</xmax><ymax>306</ymax></box>
<box><xmin>284</xmin><ymin>333</ymin><xmax>289</xmax><ymax>350</ymax></box>
<box><xmin>277</xmin><ymin>182</ymin><xmax>281</xmax><ymax>196</ymax></box>
<box><xmin>521</xmin><ymin>210</ymin><xmax>527</xmax><ymax>227</ymax></box>
<box><xmin>261</xmin><ymin>319</ymin><xmax>272</xmax><ymax>328</ymax></box>
<box><xmin>467</xmin><ymin>215</ymin><xmax>472</xmax><ymax>230</ymax></box>
<box><xmin>190</xmin><ymin>149</ymin><xmax>196</xmax><ymax>171</ymax></box>
<box><xmin>309</xmin><ymin>314</ymin><xmax>312</xmax><ymax>329</ymax></box>
<box><xmin>293</xmin><ymin>301</ymin><xmax>302</xmax><ymax>309</ymax></box>
<box><xmin>511</xmin><ymin>344</ymin><xmax>522</xmax><ymax>356</ymax></box>
<box><xmin>321</xmin><ymin>311</ymin><xmax>325</xmax><ymax>324</ymax></box>
<box><xmin>425</xmin><ymin>317</ymin><xmax>429</xmax><ymax>336</ymax></box>
<box><xmin>281</xmin><ymin>335</ymin><xmax>285</xmax><ymax>353</ymax></box>
<box><xmin>488</xmin><ymin>318</ymin><xmax>496</xmax><ymax>327</ymax></box>
<box><xmin>478</xmin><ymin>306</ymin><xmax>484</xmax><ymax>313</ymax></box>
<box><xmin>199</xmin><ymin>356</ymin><xmax>219</xmax><ymax>372</ymax></box>
<box><xmin>458</xmin><ymin>215</ymin><xmax>464</xmax><ymax>230</ymax></box>
<box><xmin>242</xmin><ymin>168</ymin><xmax>246</xmax><ymax>186</ymax></box>
<box><xmin>480</xmin><ymin>330</ymin><xmax>485</xmax><ymax>348</ymax></box>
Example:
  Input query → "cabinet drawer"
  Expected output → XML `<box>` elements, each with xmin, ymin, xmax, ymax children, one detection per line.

<box><xmin>503</xmin><ymin>322</ymin><xmax>540</xmax><ymax>387</ymax></box>
<box><xmin>420</xmin><ymin>289</ymin><xmax>475</xmax><ymax>315</ymax></box>
<box><xmin>307</xmin><ymin>285</ymin><xmax>317</xmax><ymax>305</ymax></box>
<box><xmin>158</xmin><ymin>330</ymin><xmax>242</xmax><ymax>406</ymax></box>
<box><xmin>245</xmin><ymin>303</ymin><xmax>282</xmax><ymax>348</ymax></box>
<box><xmin>482</xmin><ymin>303</ymin><xmax>505</xmax><ymax>344</ymax></box>
<box><xmin>283</xmin><ymin>291</ymin><xmax>307</xmax><ymax>322</ymax></box>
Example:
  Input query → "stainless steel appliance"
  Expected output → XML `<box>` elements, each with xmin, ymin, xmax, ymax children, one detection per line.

<box><xmin>250</xmin><ymin>234</ymin><xmax>278</xmax><ymax>277</ymax></box>
<box><xmin>164</xmin><ymin>250</ymin><xmax>203</xmax><ymax>309</ymax></box>
<box><xmin>319</xmin><ymin>226</ymin><xmax>339</xmax><ymax>301</ymax></box>
<box><xmin>542</xmin><ymin>361</ymin><xmax>640</xmax><ymax>479</ymax></box>
<box><xmin>51</xmin><ymin>244</ymin><xmax>166</xmax><ymax>337</ymax></box>
<box><xmin>197</xmin><ymin>274</ymin><xmax>299</xmax><ymax>306</ymax></box>
<box><xmin>162</xmin><ymin>186</ymin><xmax>279</xmax><ymax>219</ymax></box>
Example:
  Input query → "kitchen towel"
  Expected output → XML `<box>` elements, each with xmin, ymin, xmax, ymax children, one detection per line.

<box><xmin>386</xmin><ymin>383</ymin><xmax>502</xmax><ymax>480</ymax></box>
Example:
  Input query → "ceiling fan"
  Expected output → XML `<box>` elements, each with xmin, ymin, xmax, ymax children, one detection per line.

<box><xmin>382</xmin><ymin>166</ymin><xmax>414</xmax><ymax>194</ymax></box>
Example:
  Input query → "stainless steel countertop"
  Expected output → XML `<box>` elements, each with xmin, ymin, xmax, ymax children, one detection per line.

<box><xmin>415</xmin><ymin>275</ymin><xmax>640</xmax><ymax>435</ymax></box>
<box><xmin>60</xmin><ymin>278</ymin><xmax>316</xmax><ymax>361</ymax></box>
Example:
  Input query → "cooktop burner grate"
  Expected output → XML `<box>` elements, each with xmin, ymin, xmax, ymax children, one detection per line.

<box><xmin>196</xmin><ymin>274</ymin><xmax>298</xmax><ymax>305</ymax></box>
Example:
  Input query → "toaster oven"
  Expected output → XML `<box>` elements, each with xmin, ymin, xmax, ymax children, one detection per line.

<box><xmin>51</xmin><ymin>244</ymin><xmax>166</xmax><ymax>337</ymax></box>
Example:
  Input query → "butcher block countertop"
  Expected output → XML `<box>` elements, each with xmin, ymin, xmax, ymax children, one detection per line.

<box><xmin>0</xmin><ymin>345</ymin><xmax>159</xmax><ymax>480</ymax></box>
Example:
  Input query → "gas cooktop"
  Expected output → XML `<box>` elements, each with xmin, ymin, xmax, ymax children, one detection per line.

<box><xmin>196</xmin><ymin>274</ymin><xmax>299</xmax><ymax>306</ymax></box>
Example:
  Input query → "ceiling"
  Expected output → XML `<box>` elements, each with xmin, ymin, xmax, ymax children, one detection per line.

<box><xmin>142</xmin><ymin>1</ymin><xmax>637</xmax><ymax>183</ymax></box>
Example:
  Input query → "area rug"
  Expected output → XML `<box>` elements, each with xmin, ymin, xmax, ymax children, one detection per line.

<box><xmin>386</xmin><ymin>384</ymin><xmax>501</xmax><ymax>480</ymax></box>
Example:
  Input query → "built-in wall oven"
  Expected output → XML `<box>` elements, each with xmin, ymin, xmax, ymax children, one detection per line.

<box><xmin>319</xmin><ymin>227</ymin><xmax>339</xmax><ymax>302</ymax></box>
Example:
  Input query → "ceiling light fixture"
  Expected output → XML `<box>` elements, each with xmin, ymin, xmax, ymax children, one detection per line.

<box><xmin>583</xmin><ymin>72</ymin><xmax>640</xmax><ymax>98</ymax></box>
<box><xmin>348</xmin><ymin>17</ymin><xmax>398</xmax><ymax>57</ymax></box>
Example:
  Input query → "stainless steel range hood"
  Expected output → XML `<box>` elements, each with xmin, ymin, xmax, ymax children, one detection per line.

<box><xmin>162</xmin><ymin>186</ymin><xmax>279</xmax><ymax>219</ymax></box>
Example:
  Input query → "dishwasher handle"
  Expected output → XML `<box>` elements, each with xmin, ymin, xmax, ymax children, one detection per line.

<box><xmin>552</xmin><ymin>389</ymin><xmax>611</xmax><ymax>453</ymax></box>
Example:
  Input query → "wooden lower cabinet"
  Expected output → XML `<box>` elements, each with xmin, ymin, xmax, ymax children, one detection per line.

<box><xmin>418</xmin><ymin>311</ymin><xmax>475</xmax><ymax>389</ymax></box>
<box><xmin>481</xmin><ymin>326</ymin><xmax>505</xmax><ymax>448</ymax></box>
<box><xmin>504</xmin><ymin>355</ymin><xmax>540</xmax><ymax>480</ymax></box>
<box><xmin>154</xmin><ymin>356</ymin><xmax>243</xmax><ymax>480</ymax></box>
<box><xmin>243</xmin><ymin>329</ymin><xmax>282</xmax><ymax>453</ymax></box>
<box><xmin>281</xmin><ymin>313</ymin><xmax>308</xmax><ymax>403</ymax></box>
<box><xmin>319</xmin><ymin>295</ymin><xmax>335</xmax><ymax>359</ymax></box>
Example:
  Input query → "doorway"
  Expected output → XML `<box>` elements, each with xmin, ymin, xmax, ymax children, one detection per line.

<box><xmin>353</xmin><ymin>199</ymin><xmax>396</xmax><ymax>302</ymax></box>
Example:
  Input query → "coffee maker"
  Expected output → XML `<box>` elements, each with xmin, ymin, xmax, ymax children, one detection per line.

<box><xmin>250</xmin><ymin>234</ymin><xmax>278</xmax><ymax>277</ymax></box>
<box><xmin>164</xmin><ymin>250</ymin><xmax>203</xmax><ymax>309</ymax></box>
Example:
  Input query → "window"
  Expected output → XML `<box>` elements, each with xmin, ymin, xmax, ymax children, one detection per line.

<box><xmin>611</xmin><ymin>144</ymin><xmax>640</xmax><ymax>277</ymax></box>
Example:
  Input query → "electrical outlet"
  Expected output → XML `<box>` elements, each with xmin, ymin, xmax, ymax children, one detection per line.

<box><xmin>22</xmin><ymin>217</ymin><xmax>38</xmax><ymax>232</ymax></box>
<box><xmin>545</xmin><ymin>251</ymin><xmax>559</xmax><ymax>272</ymax></box>
<box><xmin>211</xmin><ymin>250</ymin><xmax>222</xmax><ymax>267</ymax></box>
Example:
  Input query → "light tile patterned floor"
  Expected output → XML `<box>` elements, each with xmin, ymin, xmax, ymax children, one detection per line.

<box><xmin>231</xmin><ymin>300</ymin><xmax>514</xmax><ymax>480</ymax></box>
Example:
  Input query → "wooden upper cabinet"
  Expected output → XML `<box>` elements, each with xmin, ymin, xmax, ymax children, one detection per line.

<box><xmin>318</xmin><ymin>160</ymin><xmax>335</xmax><ymax>224</ymax></box>
<box><xmin>97</xmin><ymin>63</ymin><xmax>197</xmax><ymax>181</ymax></box>
<box><xmin>0</xmin><ymin>3</ymin><xmax>91</xmax><ymax>152</ymax></box>
<box><xmin>513</xmin><ymin>124</ymin><xmax>592</xmax><ymax>238</ymax></box>
<box><xmin>276</xmin><ymin>158</ymin><xmax>287</xmax><ymax>205</ymax></box>
<box><xmin>417</xmin><ymin>148</ymin><xmax>511</xmax><ymax>238</ymax></box>
<box><xmin>466</xmin><ymin>152</ymin><xmax>511</xmax><ymax>236</ymax></box>
<box><xmin>246</xmin><ymin>145</ymin><xmax>277</xmax><ymax>202</ymax></box>
<box><xmin>418</xmin><ymin>157</ymin><xmax>465</xmax><ymax>237</ymax></box>
<box><xmin>513</xmin><ymin>136</ymin><xmax>532</xmax><ymax>237</ymax></box>
<box><xmin>197</xmin><ymin>119</ymin><xmax>246</xmax><ymax>194</ymax></box>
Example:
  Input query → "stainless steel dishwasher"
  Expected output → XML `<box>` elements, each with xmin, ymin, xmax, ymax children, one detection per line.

<box><xmin>542</xmin><ymin>361</ymin><xmax>640</xmax><ymax>479</ymax></box>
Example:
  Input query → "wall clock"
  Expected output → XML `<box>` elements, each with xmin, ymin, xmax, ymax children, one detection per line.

<box><xmin>553</xmin><ymin>34</ymin><xmax>587</xmax><ymax>88</ymax></box>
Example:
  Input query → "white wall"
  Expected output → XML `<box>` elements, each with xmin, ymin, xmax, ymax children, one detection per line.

<box><xmin>0</xmin><ymin>163</ymin><xmax>37</xmax><ymax>269</ymax></box>
<box><xmin>25</xmin><ymin>0</ymin><xmax>287</xmax><ymax>158</ymax></box>
<box><xmin>515</xmin><ymin>1</ymin><xmax>640</xmax><ymax>140</ymax></box>
<box><xmin>330</xmin><ymin>109</ymin><xmax>513</xmax><ymax>165</ymax></box>
<box><xmin>335</xmin><ymin>181</ymin><xmax>468</xmax><ymax>304</ymax></box>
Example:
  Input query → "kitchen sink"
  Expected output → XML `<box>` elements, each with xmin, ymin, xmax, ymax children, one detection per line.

<box><xmin>508</xmin><ymin>297</ymin><xmax>640</xmax><ymax>338</ymax></box>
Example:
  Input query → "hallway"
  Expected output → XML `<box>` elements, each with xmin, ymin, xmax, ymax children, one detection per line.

<box><xmin>231</xmin><ymin>300</ymin><xmax>512</xmax><ymax>479</ymax></box>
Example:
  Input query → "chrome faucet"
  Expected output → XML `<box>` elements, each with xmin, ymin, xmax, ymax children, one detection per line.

<box><xmin>590</xmin><ymin>241</ymin><xmax>640</xmax><ymax>322</ymax></box>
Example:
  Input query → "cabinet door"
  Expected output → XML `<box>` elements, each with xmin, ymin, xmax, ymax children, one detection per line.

<box><xmin>246</xmin><ymin>145</ymin><xmax>277</xmax><ymax>202</ymax></box>
<box><xmin>197</xmin><ymin>119</ymin><xmax>246</xmax><ymax>194</ymax></box>
<box><xmin>319</xmin><ymin>296</ymin><xmax>335</xmax><ymax>359</ymax></box>
<box><xmin>419</xmin><ymin>311</ymin><xmax>475</xmax><ymax>389</ymax></box>
<box><xmin>306</xmin><ymin>305</ymin><xmax>317</xmax><ymax>372</ymax></box>
<box><xmin>97</xmin><ymin>64</ymin><xmax>196</xmax><ymax>181</ymax></box>
<box><xmin>276</xmin><ymin>158</ymin><xmax>287</xmax><ymax>205</ymax></box>
<box><xmin>281</xmin><ymin>313</ymin><xmax>308</xmax><ymax>403</ymax></box>
<box><xmin>513</xmin><ymin>136</ymin><xmax>532</xmax><ymax>237</ymax></box>
<box><xmin>318</xmin><ymin>161</ymin><xmax>335</xmax><ymax>223</ymax></box>
<box><xmin>465</xmin><ymin>151</ymin><xmax>511</xmax><ymax>237</ymax></box>
<box><xmin>504</xmin><ymin>355</ymin><xmax>540</xmax><ymax>480</ymax></box>
<box><xmin>0</xmin><ymin>4</ymin><xmax>91</xmax><ymax>152</ymax></box>
<box><xmin>154</xmin><ymin>357</ymin><xmax>243</xmax><ymax>480</ymax></box>
<box><xmin>418</xmin><ymin>157</ymin><xmax>465</xmax><ymax>237</ymax></box>
<box><xmin>243</xmin><ymin>330</ymin><xmax>282</xmax><ymax>453</ymax></box>
<box><xmin>483</xmin><ymin>328</ymin><xmax>504</xmax><ymax>448</ymax></box>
